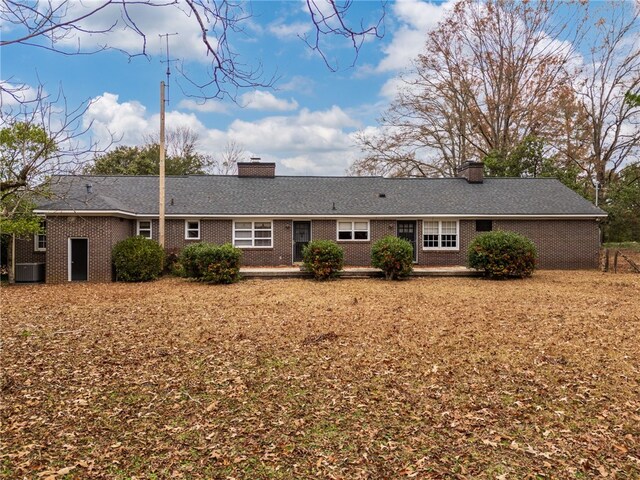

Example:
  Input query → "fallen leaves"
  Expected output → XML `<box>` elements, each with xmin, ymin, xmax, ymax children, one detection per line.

<box><xmin>1</xmin><ymin>271</ymin><xmax>639</xmax><ymax>478</ymax></box>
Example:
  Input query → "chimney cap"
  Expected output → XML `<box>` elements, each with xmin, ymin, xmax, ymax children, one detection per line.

<box><xmin>250</xmin><ymin>156</ymin><xmax>261</xmax><ymax>163</ymax></box>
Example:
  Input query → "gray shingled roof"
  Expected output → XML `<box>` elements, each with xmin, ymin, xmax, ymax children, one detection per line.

<box><xmin>35</xmin><ymin>175</ymin><xmax>606</xmax><ymax>217</ymax></box>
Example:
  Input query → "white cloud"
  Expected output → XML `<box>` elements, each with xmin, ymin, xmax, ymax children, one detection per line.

<box><xmin>52</xmin><ymin>2</ymin><xmax>224</xmax><ymax>62</ymax></box>
<box><xmin>0</xmin><ymin>81</ymin><xmax>42</xmax><ymax>107</ymax></box>
<box><xmin>376</xmin><ymin>0</ymin><xmax>454</xmax><ymax>73</ymax></box>
<box><xmin>83</xmin><ymin>92</ymin><xmax>207</xmax><ymax>147</ymax></box>
<box><xmin>268</xmin><ymin>21</ymin><xmax>312</xmax><ymax>40</ymax></box>
<box><xmin>278</xmin><ymin>75</ymin><xmax>316</xmax><ymax>95</ymax></box>
<box><xmin>178</xmin><ymin>99</ymin><xmax>229</xmax><ymax>114</ymax></box>
<box><xmin>239</xmin><ymin>91</ymin><xmax>299</xmax><ymax>111</ymax></box>
<box><xmin>83</xmin><ymin>93</ymin><xmax>365</xmax><ymax>175</ymax></box>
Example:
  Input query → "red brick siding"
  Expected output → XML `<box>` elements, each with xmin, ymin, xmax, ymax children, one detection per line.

<box><xmin>38</xmin><ymin>216</ymin><xmax>601</xmax><ymax>283</ymax></box>
<box><xmin>310</xmin><ymin>219</ymin><xmax>394</xmax><ymax>266</ymax></box>
<box><xmin>492</xmin><ymin>219</ymin><xmax>600</xmax><ymax>269</ymax></box>
<box><xmin>416</xmin><ymin>219</ymin><xmax>473</xmax><ymax>266</ymax></box>
<box><xmin>239</xmin><ymin>220</ymin><xmax>292</xmax><ymax>266</ymax></box>
<box><xmin>142</xmin><ymin>218</ymin><xmax>291</xmax><ymax>266</ymax></box>
<box><xmin>45</xmin><ymin>216</ymin><xmax>133</xmax><ymax>283</ymax></box>
<box><xmin>237</xmin><ymin>162</ymin><xmax>276</xmax><ymax>177</ymax></box>
<box><xmin>14</xmin><ymin>237</ymin><xmax>46</xmax><ymax>264</ymax></box>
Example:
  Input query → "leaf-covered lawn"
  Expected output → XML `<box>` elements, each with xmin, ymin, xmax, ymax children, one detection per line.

<box><xmin>1</xmin><ymin>271</ymin><xmax>639</xmax><ymax>479</ymax></box>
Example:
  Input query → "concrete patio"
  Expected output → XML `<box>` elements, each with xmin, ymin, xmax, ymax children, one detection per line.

<box><xmin>239</xmin><ymin>266</ymin><xmax>482</xmax><ymax>279</ymax></box>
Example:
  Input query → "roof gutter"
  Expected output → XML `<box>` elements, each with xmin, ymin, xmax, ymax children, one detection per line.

<box><xmin>34</xmin><ymin>210</ymin><xmax>608</xmax><ymax>220</ymax></box>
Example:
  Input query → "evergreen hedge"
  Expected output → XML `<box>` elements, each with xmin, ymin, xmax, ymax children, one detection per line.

<box><xmin>112</xmin><ymin>236</ymin><xmax>164</xmax><ymax>282</ymax></box>
<box><xmin>302</xmin><ymin>240</ymin><xmax>344</xmax><ymax>280</ymax></box>
<box><xmin>179</xmin><ymin>242</ymin><xmax>242</xmax><ymax>284</ymax></box>
<box><xmin>371</xmin><ymin>235</ymin><xmax>414</xmax><ymax>280</ymax></box>
<box><xmin>468</xmin><ymin>230</ymin><xmax>537</xmax><ymax>279</ymax></box>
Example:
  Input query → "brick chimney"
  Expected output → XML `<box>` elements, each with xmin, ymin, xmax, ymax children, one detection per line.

<box><xmin>458</xmin><ymin>161</ymin><xmax>484</xmax><ymax>184</ymax></box>
<box><xmin>237</xmin><ymin>157</ymin><xmax>276</xmax><ymax>178</ymax></box>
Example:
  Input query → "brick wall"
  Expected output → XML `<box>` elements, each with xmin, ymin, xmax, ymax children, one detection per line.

<box><xmin>239</xmin><ymin>220</ymin><xmax>292</xmax><ymax>266</ymax></box>
<box><xmin>46</xmin><ymin>216</ymin><xmax>134</xmax><ymax>283</ymax></box>
<box><xmin>139</xmin><ymin>218</ymin><xmax>292</xmax><ymax>266</ymax></box>
<box><xmin>14</xmin><ymin>237</ymin><xmax>46</xmax><ymax>264</ymax></box>
<box><xmin>493</xmin><ymin>219</ymin><xmax>600</xmax><ymax>269</ymax></box>
<box><xmin>311</xmin><ymin>218</ymin><xmax>599</xmax><ymax>269</ymax></box>
<box><xmin>416</xmin><ymin>220</ymin><xmax>474</xmax><ymax>266</ymax></box>
<box><xmin>39</xmin><ymin>215</ymin><xmax>601</xmax><ymax>283</ymax></box>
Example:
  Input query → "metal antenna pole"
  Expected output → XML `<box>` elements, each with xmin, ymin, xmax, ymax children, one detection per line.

<box><xmin>159</xmin><ymin>33</ymin><xmax>178</xmax><ymax>104</ymax></box>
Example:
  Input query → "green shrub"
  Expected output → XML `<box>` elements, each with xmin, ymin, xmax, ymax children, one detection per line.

<box><xmin>112</xmin><ymin>236</ymin><xmax>164</xmax><ymax>282</ymax></box>
<box><xmin>468</xmin><ymin>230</ymin><xmax>537</xmax><ymax>279</ymax></box>
<box><xmin>179</xmin><ymin>243</ymin><xmax>209</xmax><ymax>278</ymax></box>
<box><xmin>179</xmin><ymin>242</ymin><xmax>242</xmax><ymax>284</ymax></box>
<box><xmin>302</xmin><ymin>240</ymin><xmax>344</xmax><ymax>280</ymax></box>
<box><xmin>371</xmin><ymin>235</ymin><xmax>414</xmax><ymax>280</ymax></box>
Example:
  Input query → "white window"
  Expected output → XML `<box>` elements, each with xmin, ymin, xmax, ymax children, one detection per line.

<box><xmin>234</xmin><ymin>221</ymin><xmax>272</xmax><ymax>248</ymax></box>
<box><xmin>185</xmin><ymin>220</ymin><xmax>201</xmax><ymax>240</ymax></box>
<box><xmin>337</xmin><ymin>220</ymin><xmax>369</xmax><ymax>241</ymax></box>
<box><xmin>423</xmin><ymin>220</ymin><xmax>459</xmax><ymax>250</ymax></box>
<box><xmin>34</xmin><ymin>220</ymin><xmax>46</xmax><ymax>251</ymax></box>
<box><xmin>137</xmin><ymin>220</ymin><xmax>152</xmax><ymax>238</ymax></box>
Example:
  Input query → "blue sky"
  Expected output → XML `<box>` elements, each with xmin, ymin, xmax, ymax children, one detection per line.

<box><xmin>1</xmin><ymin>0</ymin><xmax>624</xmax><ymax>176</ymax></box>
<box><xmin>2</xmin><ymin>0</ymin><xmax>457</xmax><ymax>175</ymax></box>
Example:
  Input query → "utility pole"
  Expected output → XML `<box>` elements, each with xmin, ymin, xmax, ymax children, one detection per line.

<box><xmin>159</xmin><ymin>80</ymin><xmax>166</xmax><ymax>248</ymax></box>
<box><xmin>158</xmin><ymin>33</ymin><xmax>177</xmax><ymax>249</ymax></box>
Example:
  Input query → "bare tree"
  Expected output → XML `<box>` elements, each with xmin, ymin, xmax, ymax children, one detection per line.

<box><xmin>144</xmin><ymin>125</ymin><xmax>201</xmax><ymax>159</ymax></box>
<box><xmin>353</xmin><ymin>0</ymin><xmax>584</xmax><ymax>177</ymax></box>
<box><xmin>574</xmin><ymin>1</ymin><xmax>640</xmax><ymax>204</ymax></box>
<box><xmin>210</xmin><ymin>139</ymin><xmax>244</xmax><ymax>175</ymax></box>
<box><xmin>1</xmin><ymin>0</ymin><xmax>385</xmax><ymax>100</ymax></box>
<box><xmin>1</xmin><ymin>85</ymin><xmax>110</xmax><ymax>282</ymax></box>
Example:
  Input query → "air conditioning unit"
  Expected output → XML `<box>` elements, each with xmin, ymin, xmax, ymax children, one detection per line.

<box><xmin>15</xmin><ymin>263</ymin><xmax>45</xmax><ymax>282</ymax></box>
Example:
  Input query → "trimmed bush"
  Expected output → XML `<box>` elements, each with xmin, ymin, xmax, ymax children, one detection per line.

<box><xmin>468</xmin><ymin>230</ymin><xmax>537</xmax><ymax>279</ymax></box>
<box><xmin>179</xmin><ymin>242</ymin><xmax>242</xmax><ymax>284</ymax></box>
<box><xmin>179</xmin><ymin>242</ymin><xmax>210</xmax><ymax>278</ymax></box>
<box><xmin>371</xmin><ymin>235</ymin><xmax>414</xmax><ymax>280</ymax></box>
<box><xmin>112</xmin><ymin>236</ymin><xmax>164</xmax><ymax>282</ymax></box>
<box><xmin>302</xmin><ymin>240</ymin><xmax>344</xmax><ymax>280</ymax></box>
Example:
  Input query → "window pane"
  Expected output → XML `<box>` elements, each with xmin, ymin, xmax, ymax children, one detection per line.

<box><xmin>235</xmin><ymin>231</ymin><xmax>251</xmax><ymax>238</ymax></box>
<box><xmin>441</xmin><ymin>234</ymin><xmax>457</xmax><ymax>247</ymax></box>
<box><xmin>254</xmin><ymin>222</ymin><xmax>271</xmax><ymax>229</ymax></box>
<box><xmin>338</xmin><ymin>222</ymin><xmax>352</xmax><ymax>230</ymax></box>
<box><xmin>476</xmin><ymin>220</ymin><xmax>492</xmax><ymax>232</ymax></box>
<box><xmin>255</xmin><ymin>230</ymin><xmax>271</xmax><ymax>238</ymax></box>
<box><xmin>234</xmin><ymin>239</ymin><xmax>252</xmax><ymax>246</ymax></box>
<box><xmin>424</xmin><ymin>221</ymin><xmax>439</xmax><ymax>235</ymax></box>
<box><xmin>255</xmin><ymin>239</ymin><xmax>271</xmax><ymax>246</ymax></box>
<box><xmin>187</xmin><ymin>221</ymin><xmax>199</xmax><ymax>230</ymax></box>
<box><xmin>354</xmin><ymin>221</ymin><xmax>368</xmax><ymax>230</ymax></box>
<box><xmin>424</xmin><ymin>234</ymin><xmax>439</xmax><ymax>248</ymax></box>
<box><xmin>139</xmin><ymin>221</ymin><xmax>151</xmax><ymax>229</ymax></box>
<box><xmin>441</xmin><ymin>221</ymin><xmax>456</xmax><ymax>234</ymax></box>
<box><xmin>354</xmin><ymin>231</ymin><xmax>368</xmax><ymax>240</ymax></box>
<box><xmin>140</xmin><ymin>231</ymin><xmax>151</xmax><ymax>238</ymax></box>
<box><xmin>235</xmin><ymin>222</ymin><xmax>252</xmax><ymax>229</ymax></box>
<box><xmin>338</xmin><ymin>231</ymin><xmax>352</xmax><ymax>240</ymax></box>
<box><xmin>187</xmin><ymin>230</ymin><xmax>199</xmax><ymax>238</ymax></box>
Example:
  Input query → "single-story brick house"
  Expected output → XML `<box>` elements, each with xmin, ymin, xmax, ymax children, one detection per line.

<box><xmin>15</xmin><ymin>161</ymin><xmax>606</xmax><ymax>283</ymax></box>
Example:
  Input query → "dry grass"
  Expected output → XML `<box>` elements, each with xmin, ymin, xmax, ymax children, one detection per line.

<box><xmin>1</xmin><ymin>271</ymin><xmax>639</xmax><ymax>479</ymax></box>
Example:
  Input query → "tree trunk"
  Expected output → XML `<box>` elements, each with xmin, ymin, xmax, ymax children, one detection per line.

<box><xmin>8</xmin><ymin>234</ymin><xmax>15</xmax><ymax>284</ymax></box>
